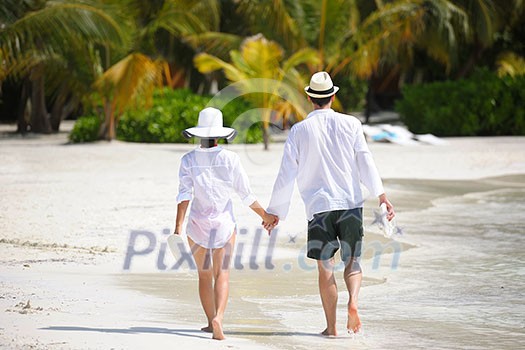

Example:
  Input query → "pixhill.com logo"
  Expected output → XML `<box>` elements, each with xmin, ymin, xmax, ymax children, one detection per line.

<box><xmin>122</xmin><ymin>226</ymin><xmax>402</xmax><ymax>272</ymax></box>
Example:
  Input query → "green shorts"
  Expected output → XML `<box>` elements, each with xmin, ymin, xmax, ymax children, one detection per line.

<box><xmin>307</xmin><ymin>208</ymin><xmax>363</xmax><ymax>262</ymax></box>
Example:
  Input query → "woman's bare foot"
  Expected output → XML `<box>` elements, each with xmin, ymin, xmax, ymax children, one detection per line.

<box><xmin>321</xmin><ymin>327</ymin><xmax>337</xmax><ymax>337</ymax></box>
<box><xmin>347</xmin><ymin>303</ymin><xmax>362</xmax><ymax>333</ymax></box>
<box><xmin>201</xmin><ymin>324</ymin><xmax>213</xmax><ymax>333</ymax></box>
<box><xmin>212</xmin><ymin>317</ymin><xmax>225</xmax><ymax>340</ymax></box>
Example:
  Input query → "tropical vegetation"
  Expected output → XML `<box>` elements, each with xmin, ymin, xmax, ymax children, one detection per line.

<box><xmin>69</xmin><ymin>88</ymin><xmax>260</xmax><ymax>143</ymax></box>
<box><xmin>1</xmin><ymin>0</ymin><xmax>524</xmax><ymax>144</ymax></box>
<box><xmin>397</xmin><ymin>68</ymin><xmax>525</xmax><ymax>136</ymax></box>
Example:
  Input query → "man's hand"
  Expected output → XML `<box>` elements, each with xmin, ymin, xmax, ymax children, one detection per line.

<box><xmin>262</xmin><ymin>213</ymin><xmax>279</xmax><ymax>234</ymax></box>
<box><xmin>379</xmin><ymin>194</ymin><xmax>395</xmax><ymax>221</ymax></box>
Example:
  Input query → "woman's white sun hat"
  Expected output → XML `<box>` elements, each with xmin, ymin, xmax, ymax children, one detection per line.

<box><xmin>184</xmin><ymin>107</ymin><xmax>236</xmax><ymax>139</ymax></box>
<box><xmin>304</xmin><ymin>71</ymin><xmax>339</xmax><ymax>98</ymax></box>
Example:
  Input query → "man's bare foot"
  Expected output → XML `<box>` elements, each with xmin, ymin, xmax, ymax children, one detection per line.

<box><xmin>347</xmin><ymin>303</ymin><xmax>362</xmax><ymax>333</ymax></box>
<box><xmin>212</xmin><ymin>317</ymin><xmax>225</xmax><ymax>340</ymax></box>
<box><xmin>321</xmin><ymin>328</ymin><xmax>337</xmax><ymax>337</ymax></box>
<box><xmin>201</xmin><ymin>324</ymin><xmax>213</xmax><ymax>333</ymax></box>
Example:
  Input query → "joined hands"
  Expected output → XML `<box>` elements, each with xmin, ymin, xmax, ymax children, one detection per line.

<box><xmin>262</xmin><ymin>213</ymin><xmax>279</xmax><ymax>234</ymax></box>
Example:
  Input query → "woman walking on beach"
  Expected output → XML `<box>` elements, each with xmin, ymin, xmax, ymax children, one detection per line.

<box><xmin>173</xmin><ymin>107</ymin><xmax>274</xmax><ymax>340</ymax></box>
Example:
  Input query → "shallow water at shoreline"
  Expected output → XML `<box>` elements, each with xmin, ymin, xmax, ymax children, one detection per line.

<box><xmin>118</xmin><ymin>175</ymin><xmax>525</xmax><ymax>349</ymax></box>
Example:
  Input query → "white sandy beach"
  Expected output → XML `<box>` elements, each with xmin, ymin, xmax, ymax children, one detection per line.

<box><xmin>1</xmin><ymin>122</ymin><xmax>524</xmax><ymax>349</ymax></box>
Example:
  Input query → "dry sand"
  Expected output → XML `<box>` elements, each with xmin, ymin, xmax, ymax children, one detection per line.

<box><xmin>0</xmin><ymin>122</ymin><xmax>524</xmax><ymax>349</ymax></box>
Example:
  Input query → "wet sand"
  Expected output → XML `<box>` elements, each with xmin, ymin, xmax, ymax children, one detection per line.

<box><xmin>1</xmin><ymin>125</ymin><xmax>524</xmax><ymax>349</ymax></box>
<box><xmin>116</xmin><ymin>175</ymin><xmax>525</xmax><ymax>350</ymax></box>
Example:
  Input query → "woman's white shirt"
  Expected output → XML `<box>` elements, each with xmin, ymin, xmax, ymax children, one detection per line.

<box><xmin>177</xmin><ymin>146</ymin><xmax>256</xmax><ymax>249</ymax></box>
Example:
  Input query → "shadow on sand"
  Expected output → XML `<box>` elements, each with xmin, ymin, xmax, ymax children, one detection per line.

<box><xmin>41</xmin><ymin>326</ymin><xmax>325</xmax><ymax>339</ymax></box>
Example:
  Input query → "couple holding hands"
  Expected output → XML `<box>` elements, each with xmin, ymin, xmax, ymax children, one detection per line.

<box><xmin>173</xmin><ymin>72</ymin><xmax>395</xmax><ymax>340</ymax></box>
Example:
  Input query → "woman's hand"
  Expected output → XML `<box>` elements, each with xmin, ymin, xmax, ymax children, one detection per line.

<box><xmin>173</xmin><ymin>224</ymin><xmax>183</xmax><ymax>235</ymax></box>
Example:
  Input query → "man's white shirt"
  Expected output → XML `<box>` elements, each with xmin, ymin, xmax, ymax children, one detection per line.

<box><xmin>267</xmin><ymin>108</ymin><xmax>384</xmax><ymax>221</ymax></box>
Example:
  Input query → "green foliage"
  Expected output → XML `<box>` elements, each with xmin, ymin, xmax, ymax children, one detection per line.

<box><xmin>337</xmin><ymin>76</ymin><xmax>368</xmax><ymax>111</ymax></box>
<box><xmin>211</xmin><ymin>96</ymin><xmax>264</xmax><ymax>144</ymax></box>
<box><xmin>396</xmin><ymin>69</ymin><xmax>525</xmax><ymax>136</ymax></box>
<box><xmin>69</xmin><ymin>115</ymin><xmax>101</xmax><ymax>143</ymax></box>
<box><xmin>70</xmin><ymin>88</ymin><xmax>263</xmax><ymax>143</ymax></box>
<box><xmin>116</xmin><ymin>88</ymin><xmax>205</xmax><ymax>143</ymax></box>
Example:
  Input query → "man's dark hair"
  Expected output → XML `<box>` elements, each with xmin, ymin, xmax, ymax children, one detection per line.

<box><xmin>310</xmin><ymin>96</ymin><xmax>332</xmax><ymax>107</ymax></box>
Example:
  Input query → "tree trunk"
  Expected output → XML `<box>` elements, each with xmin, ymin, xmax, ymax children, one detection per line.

<box><xmin>17</xmin><ymin>79</ymin><xmax>30</xmax><ymax>134</ymax></box>
<box><xmin>365</xmin><ymin>79</ymin><xmax>372</xmax><ymax>124</ymax></box>
<box><xmin>50</xmin><ymin>92</ymin><xmax>75</xmax><ymax>132</ymax></box>
<box><xmin>262</xmin><ymin>123</ymin><xmax>269</xmax><ymax>150</ymax></box>
<box><xmin>109</xmin><ymin>105</ymin><xmax>115</xmax><ymax>140</ymax></box>
<box><xmin>98</xmin><ymin>99</ymin><xmax>115</xmax><ymax>140</ymax></box>
<box><xmin>29</xmin><ymin>69</ymin><xmax>52</xmax><ymax>134</ymax></box>
<box><xmin>456</xmin><ymin>42</ymin><xmax>484</xmax><ymax>79</ymax></box>
<box><xmin>50</xmin><ymin>94</ymin><xmax>64</xmax><ymax>132</ymax></box>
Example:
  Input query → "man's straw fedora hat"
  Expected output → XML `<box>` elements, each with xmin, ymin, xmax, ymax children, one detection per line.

<box><xmin>304</xmin><ymin>71</ymin><xmax>339</xmax><ymax>98</ymax></box>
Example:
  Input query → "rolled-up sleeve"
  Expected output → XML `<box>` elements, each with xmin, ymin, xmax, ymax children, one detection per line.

<box><xmin>232</xmin><ymin>155</ymin><xmax>257</xmax><ymax>206</ymax></box>
<box><xmin>354</xmin><ymin>123</ymin><xmax>385</xmax><ymax>198</ymax></box>
<box><xmin>267</xmin><ymin>130</ymin><xmax>299</xmax><ymax>220</ymax></box>
<box><xmin>176</xmin><ymin>156</ymin><xmax>193</xmax><ymax>203</ymax></box>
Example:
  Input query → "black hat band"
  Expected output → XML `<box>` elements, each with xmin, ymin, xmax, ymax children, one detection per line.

<box><xmin>307</xmin><ymin>86</ymin><xmax>334</xmax><ymax>95</ymax></box>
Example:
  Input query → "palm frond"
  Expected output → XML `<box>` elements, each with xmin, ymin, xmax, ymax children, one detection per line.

<box><xmin>94</xmin><ymin>53</ymin><xmax>162</xmax><ymax>115</ymax></box>
<box><xmin>0</xmin><ymin>0</ymin><xmax>32</xmax><ymax>24</ymax></box>
<box><xmin>239</xmin><ymin>34</ymin><xmax>283</xmax><ymax>79</ymax></box>
<box><xmin>459</xmin><ymin>0</ymin><xmax>502</xmax><ymax>47</ymax></box>
<box><xmin>319</xmin><ymin>0</ymin><xmax>356</xmax><ymax>60</ymax></box>
<box><xmin>185</xmin><ymin>0</ymin><xmax>220</xmax><ymax>31</ymax></box>
<box><xmin>352</xmin><ymin>0</ymin><xmax>471</xmax><ymax>75</ymax></box>
<box><xmin>194</xmin><ymin>53</ymin><xmax>247</xmax><ymax>82</ymax></box>
<box><xmin>236</xmin><ymin>0</ymin><xmax>306</xmax><ymax>51</ymax></box>
<box><xmin>0</xmin><ymin>1</ymin><xmax>125</xmax><ymax>62</ymax></box>
<box><xmin>282</xmin><ymin>48</ymin><xmax>321</xmax><ymax>73</ymax></box>
<box><xmin>147</xmin><ymin>3</ymin><xmax>206</xmax><ymax>37</ymax></box>
<box><xmin>418</xmin><ymin>0</ymin><xmax>469</xmax><ymax>69</ymax></box>
<box><xmin>496</xmin><ymin>51</ymin><xmax>525</xmax><ymax>77</ymax></box>
<box><xmin>184</xmin><ymin>32</ymin><xmax>243</xmax><ymax>60</ymax></box>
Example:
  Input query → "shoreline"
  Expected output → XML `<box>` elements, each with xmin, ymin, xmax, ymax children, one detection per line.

<box><xmin>1</xmin><ymin>123</ymin><xmax>524</xmax><ymax>181</ymax></box>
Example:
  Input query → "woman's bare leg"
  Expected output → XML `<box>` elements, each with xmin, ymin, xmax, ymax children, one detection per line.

<box><xmin>187</xmin><ymin>237</ymin><xmax>215</xmax><ymax>332</ymax></box>
<box><xmin>210</xmin><ymin>233</ymin><xmax>236</xmax><ymax>340</ymax></box>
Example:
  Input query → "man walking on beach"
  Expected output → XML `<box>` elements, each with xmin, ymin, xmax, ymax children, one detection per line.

<box><xmin>265</xmin><ymin>71</ymin><xmax>395</xmax><ymax>336</ymax></box>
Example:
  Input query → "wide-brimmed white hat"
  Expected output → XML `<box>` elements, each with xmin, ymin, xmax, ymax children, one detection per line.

<box><xmin>184</xmin><ymin>107</ymin><xmax>236</xmax><ymax>139</ymax></box>
<box><xmin>304</xmin><ymin>71</ymin><xmax>339</xmax><ymax>98</ymax></box>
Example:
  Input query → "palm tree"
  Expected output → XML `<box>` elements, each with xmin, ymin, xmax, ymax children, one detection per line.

<box><xmin>0</xmin><ymin>0</ymin><xmax>123</xmax><ymax>133</ymax></box>
<box><xmin>232</xmin><ymin>0</ymin><xmax>471</xmax><ymax>121</ymax></box>
<box><xmin>1</xmin><ymin>0</ymin><xmax>220</xmax><ymax>138</ymax></box>
<box><xmin>452</xmin><ymin>0</ymin><xmax>500</xmax><ymax>77</ymax></box>
<box><xmin>349</xmin><ymin>0</ymin><xmax>471</xmax><ymax>78</ymax></box>
<box><xmin>194</xmin><ymin>34</ymin><xmax>319</xmax><ymax>149</ymax></box>
<box><xmin>493</xmin><ymin>0</ymin><xmax>525</xmax><ymax>76</ymax></box>
<box><xmin>235</xmin><ymin>0</ymin><xmax>360</xmax><ymax>79</ymax></box>
<box><xmin>92</xmin><ymin>0</ymin><xmax>221</xmax><ymax>140</ymax></box>
<box><xmin>0</xmin><ymin>0</ymin><xmax>125</xmax><ymax>133</ymax></box>
<box><xmin>454</xmin><ymin>0</ymin><xmax>523</xmax><ymax>78</ymax></box>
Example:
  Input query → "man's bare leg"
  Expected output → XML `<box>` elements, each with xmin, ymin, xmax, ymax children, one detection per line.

<box><xmin>317</xmin><ymin>258</ymin><xmax>338</xmax><ymax>336</ymax></box>
<box><xmin>188</xmin><ymin>237</ymin><xmax>215</xmax><ymax>333</ymax></box>
<box><xmin>210</xmin><ymin>233</ymin><xmax>235</xmax><ymax>340</ymax></box>
<box><xmin>344</xmin><ymin>258</ymin><xmax>362</xmax><ymax>333</ymax></box>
